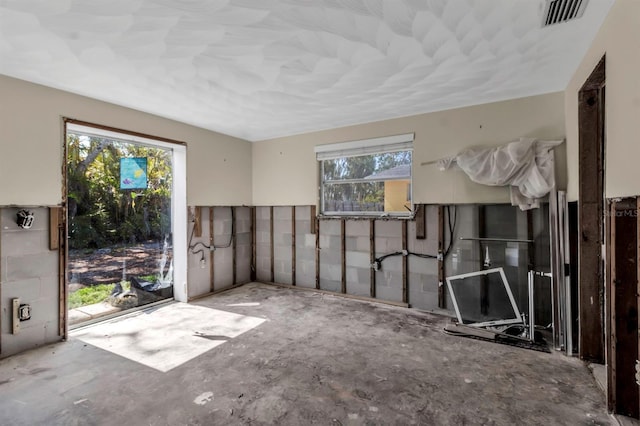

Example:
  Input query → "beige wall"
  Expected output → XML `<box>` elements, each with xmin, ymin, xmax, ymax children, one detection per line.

<box><xmin>0</xmin><ymin>75</ymin><xmax>252</xmax><ymax>206</ymax></box>
<box><xmin>253</xmin><ymin>92</ymin><xmax>566</xmax><ymax>206</ymax></box>
<box><xmin>565</xmin><ymin>0</ymin><xmax>640</xmax><ymax>201</ymax></box>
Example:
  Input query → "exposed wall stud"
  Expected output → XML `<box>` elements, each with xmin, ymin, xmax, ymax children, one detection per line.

<box><xmin>292</xmin><ymin>206</ymin><xmax>296</xmax><ymax>286</ymax></box>
<box><xmin>251</xmin><ymin>207</ymin><xmax>256</xmax><ymax>281</ymax></box>
<box><xmin>315</xmin><ymin>218</ymin><xmax>320</xmax><ymax>289</ymax></box>
<box><xmin>370</xmin><ymin>219</ymin><xmax>376</xmax><ymax>298</ymax></box>
<box><xmin>270</xmin><ymin>206</ymin><xmax>275</xmax><ymax>283</ymax></box>
<box><xmin>209</xmin><ymin>207</ymin><xmax>215</xmax><ymax>292</ymax></box>
<box><xmin>310</xmin><ymin>205</ymin><xmax>317</xmax><ymax>234</ymax></box>
<box><xmin>402</xmin><ymin>219</ymin><xmax>408</xmax><ymax>304</ymax></box>
<box><xmin>438</xmin><ymin>206</ymin><xmax>445</xmax><ymax>308</ymax></box>
<box><xmin>415</xmin><ymin>204</ymin><xmax>426</xmax><ymax>240</ymax></box>
<box><xmin>49</xmin><ymin>207</ymin><xmax>61</xmax><ymax>250</ymax></box>
<box><xmin>341</xmin><ymin>219</ymin><xmax>346</xmax><ymax>294</ymax></box>
<box><xmin>193</xmin><ymin>206</ymin><xmax>202</xmax><ymax>238</ymax></box>
<box><xmin>232</xmin><ymin>207</ymin><xmax>237</xmax><ymax>285</ymax></box>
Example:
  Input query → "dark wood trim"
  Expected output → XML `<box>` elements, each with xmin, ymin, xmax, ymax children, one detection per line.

<box><xmin>415</xmin><ymin>204</ymin><xmax>426</xmax><ymax>239</ymax></box>
<box><xmin>607</xmin><ymin>198</ymin><xmax>640</xmax><ymax>418</ymax></box>
<box><xmin>292</xmin><ymin>206</ymin><xmax>296</xmax><ymax>286</ymax></box>
<box><xmin>402</xmin><ymin>220</ymin><xmax>408</xmax><ymax>304</ymax></box>
<box><xmin>438</xmin><ymin>206</ymin><xmax>445</xmax><ymax>308</ymax></box>
<box><xmin>209</xmin><ymin>207</ymin><xmax>215</xmax><ymax>292</ymax></box>
<box><xmin>607</xmin><ymin>200</ymin><xmax>615</xmax><ymax>412</ymax></box>
<box><xmin>370</xmin><ymin>219</ymin><xmax>376</xmax><ymax>298</ymax></box>
<box><xmin>341</xmin><ymin>219</ymin><xmax>346</xmax><ymax>294</ymax></box>
<box><xmin>251</xmin><ymin>207</ymin><xmax>256</xmax><ymax>281</ymax></box>
<box><xmin>578</xmin><ymin>55</ymin><xmax>606</xmax><ymax>363</ymax></box>
<box><xmin>63</xmin><ymin>118</ymin><xmax>187</xmax><ymax>146</ymax></box>
<box><xmin>270</xmin><ymin>206</ymin><xmax>275</xmax><ymax>283</ymax></box>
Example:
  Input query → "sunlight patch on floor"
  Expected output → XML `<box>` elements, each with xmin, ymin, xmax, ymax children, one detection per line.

<box><xmin>72</xmin><ymin>303</ymin><xmax>266</xmax><ymax>372</ymax></box>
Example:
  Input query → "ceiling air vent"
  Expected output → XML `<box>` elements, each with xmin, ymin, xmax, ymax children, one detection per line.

<box><xmin>542</xmin><ymin>0</ymin><xmax>589</xmax><ymax>27</ymax></box>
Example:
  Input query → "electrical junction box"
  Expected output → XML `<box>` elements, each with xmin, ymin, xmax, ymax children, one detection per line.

<box><xmin>12</xmin><ymin>299</ymin><xmax>31</xmax><ymax>334</ymax></box>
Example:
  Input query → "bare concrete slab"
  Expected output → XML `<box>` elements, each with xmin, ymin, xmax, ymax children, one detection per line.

<box><xmin>0</xmin><ymin>282</ymin><xmax>613</xmax><ymax>425</ymax></box>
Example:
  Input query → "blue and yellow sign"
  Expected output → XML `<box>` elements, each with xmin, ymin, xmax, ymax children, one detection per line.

<box><xmin>120</xmin><ymin>157</ymin><xmax>148</xmax><ymax>190</ymax></box>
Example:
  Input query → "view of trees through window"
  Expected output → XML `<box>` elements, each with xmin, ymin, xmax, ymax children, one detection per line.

<box><xmin>321</xmin><ymin>150</ymin><xmax>412</xmax><ymax>214</ymax></box>
<box><xmin>66</xmin><ymin>132</ymin><xmax>174</xmax><ymax>317</ymax></box>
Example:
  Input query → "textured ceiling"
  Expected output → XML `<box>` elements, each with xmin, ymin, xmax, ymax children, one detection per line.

<box><xmin>0</xmin><ymin>0</ymin><xmax>614</xmax><ymax>141</ymax></box>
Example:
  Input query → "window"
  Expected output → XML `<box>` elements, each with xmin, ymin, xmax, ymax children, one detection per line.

<box><xmin>315</xmin><ymin>133</ymin><xmax>414</xmax><ymax>216</ymax></box>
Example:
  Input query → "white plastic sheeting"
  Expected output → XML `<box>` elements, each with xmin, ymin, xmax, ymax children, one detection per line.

<box><xmin>437</xmin><ymin>138</ymin><xmax>563</xmax><ymax>210</ymax></box>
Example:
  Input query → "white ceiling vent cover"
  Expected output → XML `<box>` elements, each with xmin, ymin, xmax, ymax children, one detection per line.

<box><xmin>542</xmin><ymin>0</ymin><xmax>589</xmax><ymax>26</ymax></box>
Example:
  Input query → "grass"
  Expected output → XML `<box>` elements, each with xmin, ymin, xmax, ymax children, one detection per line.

<box><xmin>68</xmin><ymin>283</ymin><xmax>116</xmax><ymax>309</ymax></box>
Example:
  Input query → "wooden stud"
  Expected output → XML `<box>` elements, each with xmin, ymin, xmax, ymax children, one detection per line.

<box><xmin>415</xmin><ymin>204</ymin><xmax>426</xmax><ymax>240</ymax></box>
<box><xmin>232</xmin><ymin>207</ymin><xmax>237</xmax><ymax>285</ymax></box>
<box><xmin>251</xmin><ymin>207</ymin><xmax>256</xmax><ymax>282</ymax></box>
<box><xmin>292</xmin><ymin>206</ymin><xmax>296</xmax><ymax>286</ymax></box>
<box><xmin>209</xmin><ymin>207</ymin><xmax>215</xmax><ymax>292</ymax></box>
<box><xmin>49</xmin><ymin>207</ymin><xmax>61</xmax><ymax>250</ymax></box>
<box><xmin>341</xmin><ymin>219</ymin><xmax>346</xmax><ymax>294</ymax></box>
<box><xmin>478</xmin><ymin>206</ymin><xmax>488</xmax><ymax>315</ymax></box>
<box><xmin>315</xmin><ymin>218</ymin><xmax>320</xmax><ymax>289</ymax></box>
<box><xmin>437</xmin><ymin>206</ymin><xmax>445</xmax><ymax>308</ymax></box>
<box><xmin>58</xmin><ymin>206</ymin><xmax>67</xmax><ymax>338</ymax></box>
<box><xmin>402</xmin><ymin>219</ymin><xmax>408</xmax><ymax>304</ymax></box>
<box><xmin>370</xmin><ymin>219</ymin><xmax>376</xmax><ymax>299</ymax></box>
<box><xmin>270</xmin><ymin>206</ymin><xmax>274</xmax><ymax>283</ymax></box>
<box><xmin>193</xmin><ymin>206</ymin><xmax>202</xmax><ymax>238</ymax></box>
<box><xmin>310</xmin><ymin>205</ymin><xmax>317</xmax><ymax>234</ymax></box>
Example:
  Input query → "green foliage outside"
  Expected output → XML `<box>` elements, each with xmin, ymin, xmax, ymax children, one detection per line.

<box><xmin>68</xmin><ymin>283</ymin><xmax>116</xmax><ymax>309</ymax></box>
<box><xmin>322</xmin><ymin>151</ymin><xmax>411</xmax><ymax>211</ymax></box>
<box><xmin>67</xmin><ymin>133</ymin><xmax>173</xmax><ymax>249</ymax></box>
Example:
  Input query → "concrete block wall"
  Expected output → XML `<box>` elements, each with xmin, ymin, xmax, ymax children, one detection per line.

<box><xmin>255</xmin><ymin>207</ymin><xmax>271</xmax><ymax>282</ymax></box>
<box><xmin>1</xmin><ymin>207</ymin><xmax>62</xmax><ymax>358</ymax></box>
<box><xmin>407</xmin><ymin>206</ymin><xmax>440</xmax><ymax>311</ymax></box>
<box><xmin>187</xmin><ymin>206</ymin><xmax>253</xmax><ymax>299</ymax></box>
<box><xmin>254</xmin><ymin>205</ymin><xmax>447</xmax><ymax>311</ymax></box>
<box><xmin>345</xmin><ymin>220</ymin><xmax>370</xmax><ymax>297</ymax></box>
<box><xmin>294</xmin><ymin>206</ymin><xmax>316</xmax><ymax>288</ymax></box>
<box><xmin>318</xmin><ymin>220</ymin><xmax>342</xmax><ymax>292</ymax></box>
<box><xmin>273</xmin><ymin>207</ymin><xmax>293</xmax><ymax>285</ymax></box>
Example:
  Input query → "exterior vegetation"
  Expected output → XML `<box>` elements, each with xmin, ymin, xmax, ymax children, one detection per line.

<box><xmin>321</xmin><ymin>150</ymin><xmax>412</xmax><ymax>213</ymax></box>
<box><xmin>67</xmin><ymin>133</ymin><xmax>173</xmax><ymax>249</ymax></box>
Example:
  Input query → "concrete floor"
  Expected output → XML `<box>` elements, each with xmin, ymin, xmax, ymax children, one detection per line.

<box><xmin>0</xmin><ymin>282</ymin><xmax>613</xmax><ymax>425</ymax></box>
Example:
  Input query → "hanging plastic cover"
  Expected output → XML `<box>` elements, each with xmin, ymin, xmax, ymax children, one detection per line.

<box><xmin>437</xmin><ymin>138</ymin><xmax>563</xmax><ymax>210</ymax></box>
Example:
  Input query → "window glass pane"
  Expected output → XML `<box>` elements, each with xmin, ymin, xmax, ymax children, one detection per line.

<box><xmin>322</xmin><ymin>151</ymin><xmax>411</xmax><ymax>182</ymax></box>
<box><xmin>323</xmin><ymin>181</ymin><xmax>385</xmax><ymax>212</ymax></box>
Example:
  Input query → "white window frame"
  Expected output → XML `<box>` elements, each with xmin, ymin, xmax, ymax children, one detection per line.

<box><xmin>315</xmin><ymin>133</ymin><xmax>414</xmax><ymax>217</ymax></box>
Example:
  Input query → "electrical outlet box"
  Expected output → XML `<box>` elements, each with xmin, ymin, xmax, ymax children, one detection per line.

<box><xmin>18</xmin><ymin>304</ymin><xmax>31</xmax><ymax>321</ymax></box>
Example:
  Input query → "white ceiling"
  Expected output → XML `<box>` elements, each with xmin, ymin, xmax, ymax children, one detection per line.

<box><xmin>0</xmin><ymin>0</ymin><xmax>614</xmax><ymax>141</ymax></box>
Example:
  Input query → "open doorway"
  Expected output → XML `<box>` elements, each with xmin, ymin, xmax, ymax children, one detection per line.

<box><xmin>63</xmin><ymin>120</ymin><xmax>187</xmax><ymax>327</ymax></box>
